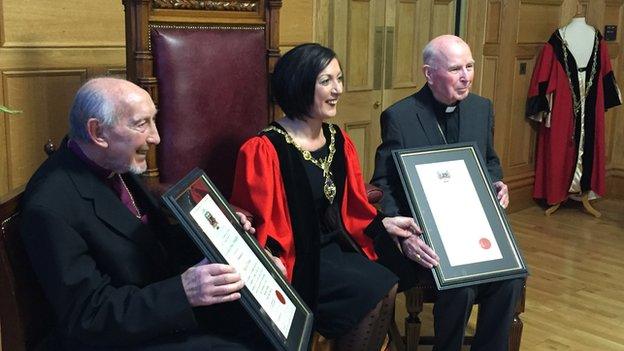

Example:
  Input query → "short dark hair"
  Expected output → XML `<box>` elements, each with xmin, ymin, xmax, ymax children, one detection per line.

<box><xmin>271</xmin><ymin>43</ymin><xmax>339</xmax><ymax>120</ymax></box>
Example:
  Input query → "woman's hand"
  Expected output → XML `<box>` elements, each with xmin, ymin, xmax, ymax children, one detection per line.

<box><xmin>264</xmin><ymin>249</ymin><xmax>287</xmax><ymax>277</ymax></box>
<box><xmin>382</xmin><ymin>216</ymin><xmax>439</xmax><ymax>268</ymax></box>
<box><xmin>235</xmin><ymin>212</ymin><xmax>256</xmax><ymax>235</ymax></box>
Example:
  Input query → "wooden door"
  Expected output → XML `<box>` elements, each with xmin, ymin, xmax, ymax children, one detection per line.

<box><xmin>381</xmin><ymin>0</ymin><xmax>456</xmax><ymax>112</ymax></box>
<box><xmin>315</xmin><ymin>0</ymin><xmax>385</xmax><ymax>178</ymax></box>
<box><xmin>316</xmin><ymin>0</ymin><xmax>456</xmax><ymax>179</ymax></box>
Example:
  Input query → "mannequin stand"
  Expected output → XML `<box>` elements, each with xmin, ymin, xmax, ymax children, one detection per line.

<box><xmin>544</xmin><ymin>192</ymin><xmax>601</xmax><ymax>217</ymax></box>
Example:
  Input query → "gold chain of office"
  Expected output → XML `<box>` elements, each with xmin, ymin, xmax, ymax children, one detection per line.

<box><xmin>263</xmin><ymin>124</ymin><xmax>337</xmax><ymax>204</ymax></box>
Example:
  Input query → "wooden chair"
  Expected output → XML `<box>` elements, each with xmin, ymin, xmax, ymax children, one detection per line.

<box><xmin>123</xmin><ymin>0</ymin><xmax>280</xmax><ymax>198</ymax></box>
<box><xmin>395</xmin><ymin>278</ymin><xmax>526</xmax><ymax>351</ymax></box>
<box><xmin>0</xmin><ymin>190</ymin><xmax>56</xmax><ymax>351</ymax></box>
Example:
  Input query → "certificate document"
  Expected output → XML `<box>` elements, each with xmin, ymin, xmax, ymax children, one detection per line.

<box><xmin>415</xmin><ymin>160</ymin><xmax>503</xmax><ymax>266</ymax></box>
<box><xmin>190</xmin><ymin>195</ymin><xmax>296</xmax><ymax>338</ymax></box>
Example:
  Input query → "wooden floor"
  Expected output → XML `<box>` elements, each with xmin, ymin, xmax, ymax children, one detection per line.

<box><xmin>394</xmin><ymin>198</ymin><xmax>624</xmax><ymax>350</ymax></box>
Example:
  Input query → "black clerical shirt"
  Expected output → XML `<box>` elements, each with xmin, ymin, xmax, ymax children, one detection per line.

<box><xmin>433</xmin><ymin>99</ymin><xmax>460</xmax><ymax>144</ymax></box>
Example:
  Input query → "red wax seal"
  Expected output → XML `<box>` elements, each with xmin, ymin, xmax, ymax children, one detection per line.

<box><xmin>479</xmin><ymin>238</ymin><xmax>492</xmax><ymax>249</ymax></box>
<box><xmin>275</xmin><ymin>290</ymin><xmax>286</xmax><ymax>304</ymax></box>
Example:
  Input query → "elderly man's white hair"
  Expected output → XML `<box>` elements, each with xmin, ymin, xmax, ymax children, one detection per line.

<box><xmin>68</xmin><ymin>77</ymin><xmax>132</xmax><ymax>142</ymax></box>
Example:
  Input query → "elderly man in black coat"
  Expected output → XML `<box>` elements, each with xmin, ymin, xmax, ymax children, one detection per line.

<box><xmin>372</xmin><ymin>35</ymin><xmax>523</xmax><ymax>351</ymax></box>
<box><xmin>21</xmin><ymin>78</ymin><xmax>270</xmax><ymax>350</ymax></box>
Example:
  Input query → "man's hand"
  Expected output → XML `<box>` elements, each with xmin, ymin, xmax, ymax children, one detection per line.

<box><xmin>493</xmin><ymin>181</ymin><xmax>509</xmax><ymax>209</ymax></box>
<box><xmin>181</xmin><ymin>259</ymin><xmax>244</xmax><ymax>307</ymax></box>
<box><xmin>236</xmin><ymin>212</ymin><xmax>255</xmax><ymax>235</ymax></box>
<box><xmin>382</xmin><ymin>216</ymin><xmax>439</xmax><ymax>268</ymax></box>
<box><xmin>400</xmin><ymin>235</ymin><xmax>439</xmax><ymax>269</ymax></box>
<box><xmin>265</xmin><ymin>249</ymin><xmax>287</xmax><ymax>277</ymax></box>
<box><xmin>381</xmin><ymin>216</ymin><xmax>421</xmax><ymax>241</ymax></box>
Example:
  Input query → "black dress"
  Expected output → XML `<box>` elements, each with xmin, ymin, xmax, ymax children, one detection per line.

<box><xmin>301</xmin><ymin>133</ymin><xmax>397</xmax><ymax>339</ymax></box>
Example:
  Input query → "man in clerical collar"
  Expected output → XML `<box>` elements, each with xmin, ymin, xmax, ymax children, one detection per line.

<box><xmin>371</xmin><ymin>35</ymin><xmax>522</xmax><ymax>351</ymax></box>
<box><xmin>20</xmin><ymin>78</ymin><xmax>272</xmax><ymax>350</ymax></box>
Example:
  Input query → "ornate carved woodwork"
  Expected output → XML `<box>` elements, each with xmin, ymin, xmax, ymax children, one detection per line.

<box><xmin>152</xmin><ymin>0</ymin><xmax>259</xmax><ymax>11</ymax></box>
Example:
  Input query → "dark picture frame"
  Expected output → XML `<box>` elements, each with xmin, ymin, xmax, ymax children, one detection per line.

<box><xmin>161</xmin><ymin>168</ymin><xmax>313</xmax><ymax>351</ymax></box>
<box><xmin>393</xmin><ymin>143</ymin><xmax>528</xmax><ymax>290</ymax></box>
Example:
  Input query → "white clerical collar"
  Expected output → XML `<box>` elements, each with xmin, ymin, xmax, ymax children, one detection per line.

<box><xmin>445</xmin><ymin>105</ymin><xmax>457</xmax><ymax>113</ymax></box>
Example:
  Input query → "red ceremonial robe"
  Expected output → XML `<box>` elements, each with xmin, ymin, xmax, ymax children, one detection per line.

<box><xmin>526</xmin><ymin>30</ymin><xmax>621</xmax><ymax>205</ymax></box>
<box><xmin>230</xmin><ymin>125</ymin><xmax>379</xmax><ymax>283</ymax></box>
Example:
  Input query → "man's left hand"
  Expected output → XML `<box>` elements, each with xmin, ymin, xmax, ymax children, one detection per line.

<box><xmin>493</xmin><ymin>181</ymin><xmax>509</xmax><ymax>209</ymax></box>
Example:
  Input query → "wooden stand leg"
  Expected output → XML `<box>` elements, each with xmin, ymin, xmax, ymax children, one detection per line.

<box><xmin>545</xmin><ymin>202</ymin><xmax>561</xmax><ymax>216</ymax></box>
<box><xmin>581</xmin><ymin>192</ymin><xmax>601</xmax><ymax>218</ymax></box>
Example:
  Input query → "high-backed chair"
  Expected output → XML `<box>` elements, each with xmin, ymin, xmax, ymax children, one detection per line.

<box><xmin>0</xmin><ymin>190</ymin><xmax>55</xmax><ymax>351</ymax></box>
<box><xmin>123</xmin><ymin>0</ymin><xmax>280</xmax><ymax>198</ymax></box>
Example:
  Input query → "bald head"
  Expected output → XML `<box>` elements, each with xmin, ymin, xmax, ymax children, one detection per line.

<box><xmin>422</xmin><ymin>35</ymin><xmax>475</xmax><ymax>105</ymax></box>
<box><xmin>423</xmin><ymin>35</ymin><xmax>471</xmax><ymax>68</ymax></box>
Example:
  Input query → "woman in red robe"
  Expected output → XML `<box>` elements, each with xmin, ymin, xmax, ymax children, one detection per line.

<box><xmin>230</xmin><ymin>43</ymin><xmax>438</xmax><ymax>350</ymax></box>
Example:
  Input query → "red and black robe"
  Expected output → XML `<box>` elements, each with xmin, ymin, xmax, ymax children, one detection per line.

<box><xmin>526</xmin><ymin>30</ymin><xmax>621</xmax><ymax>205</ymax></box>
<box><xmin>229</xmin><ymin>123</ymin><xmax>390</xmax><ymax>308</ymax></box>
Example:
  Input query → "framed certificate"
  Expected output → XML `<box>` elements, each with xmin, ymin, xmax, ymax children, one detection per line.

<box><xmin>393</xmin><ymin>143</ymin><xmax>528</xmax><ymax>290</ymax></box>
<box><xmin>161</xmin><ymin>168</ymin><xmax>313</xmax><ymax>351</ymax></box>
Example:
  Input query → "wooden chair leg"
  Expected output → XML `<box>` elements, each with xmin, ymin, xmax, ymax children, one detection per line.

<box><xmin>389</xmin><ymin>319</ymin><xmax>406</xmax><ymax>351</ymax></box>
<box><xmin>404</xmin><ymin>288</ymin><xmax>424</xmax><ymax>351</ymax></box>
<box><xmin>508</xmin><ymin>280</ymin><xmax>526</xmax><ymax>351</ymax></box>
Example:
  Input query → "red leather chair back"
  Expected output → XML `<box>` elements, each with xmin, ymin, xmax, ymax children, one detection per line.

<box><xmin>151</xmin><ymin>27</ymin><xmax>268</xmax><ymax>197</ymax></box>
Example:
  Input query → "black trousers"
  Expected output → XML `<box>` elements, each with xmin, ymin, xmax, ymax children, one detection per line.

<box><xmin>374</xmin><ymin>234</ymin><xmax>523</xmax><ymax>351</ymax></box>
<box><xmin>433</xmin><ymin>278</ymin><xmax>523</xmax><ymax>351</ymax></box>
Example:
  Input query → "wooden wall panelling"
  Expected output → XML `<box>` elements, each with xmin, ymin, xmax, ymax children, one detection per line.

<box><xmin>346</xmin><ymin>0</ymin><xmax>375</xmax><ymax>91</ymax></box>
<box><xmin>280</xmin><ymin>0</ymin><xmax>314</xmax><ymax>47</ymax></box>
<box><xmin>344</xmin><ymin>121</ymin><xmax>371</xmax><ymax>172</ymax></box>
<box><xmin>485</xmin><ymin>1</ymin><xmax>502</xmax><ymax>44</ymax></box>
<box><xmin>105</xmin><ymin>68</ymin><xmax>128</xmax><ymax>79</ymax></box>
<box><xmin>0</xmin><ymin>103</ymin><xmax>7</xmax><ymax>196</ymax></box>
<box><xmin>431</xmin><ymin>0</ymin><xmax>455</xmax><ymax>38</ymax></box>
<box><xmin>2</xmin><ymin>0</ymin><xmax>125</xmax><ymax>48</ymax></box>
<box><xmin>0</xmin><ymin>0</ymin><xmax>125</xmax><ymax>200</ymax></box>
<box><xmin>384</xmin><ymin>0</ymin><xmax>452</xmax><ymax>108</ymax></box>
<box><xmin>479</xmin><ymin>56</ymin><xmax>498</xmax><ymax>104</ymax></box>
<box><xmin>506</xmin><ymin>56</ymin><xmax>537</xmax><ymax>173</ymax></box>
<box><xmin>517</xmin><ymin>1</ymin><xmax>562</xmax><ymax>44</ymax></box>
<box><xmin>467</xmin><ymin>0</ymin><xmax>539</xmax><ymax>212</ymax></box>
<box><xmin>393</xmin><ymin>0</ymin><xmax>419</xmax><ymax>88</ymax></box>
<box><xmin>607</xmin><ymin>0</ymin><xmax>624</xmax><ymax>198</ymax></box>
<box><xmin>464</xmin><ymin>0</ymin><xmax>488</xmax><ymax>95</ymax></box>
<box><xmin>2</xmin><ymin>70</ymin><xmax>85</xmax><ymax>191</ymax></box>
<box><xmin>488</xmin><ymin>0</ymin><xmax>517</xmax><ymax>174</ymax></box>
<box><xmin>382</xmin><ymin>0</ymin><xmax>424</xmax><ymax>106</ymax></box>
<box><xmin>326</xmin><ymin>0</ymin><xmax>382</xmax><ymax>177</ymax></box>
